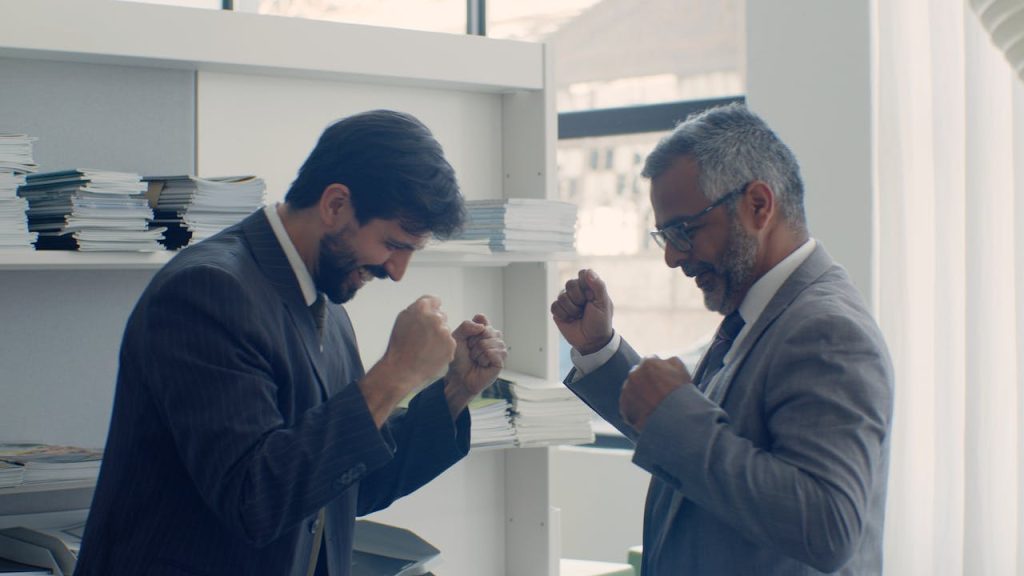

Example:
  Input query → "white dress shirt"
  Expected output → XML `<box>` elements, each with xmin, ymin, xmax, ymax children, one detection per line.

<box><xmin>264</xmin><ymin>203</ymin><xmax>319</xmax><ymax>307</ymax></box>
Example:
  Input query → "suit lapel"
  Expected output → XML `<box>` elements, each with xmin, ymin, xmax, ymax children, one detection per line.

<box><xmin>704</xmin><ymin>244</ymin><xmax>836</xmax><ymax>405</ymax></box>
<box><xmin>241</xmin><ymin>211</ymin><xmax>331</xmax><ymax>400</ymax></box>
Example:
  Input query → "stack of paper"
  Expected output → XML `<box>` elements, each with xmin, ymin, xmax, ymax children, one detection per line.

<box><xmin>0</xmin><ymin>134</ymin><xmax>39</xmax><ymax>250</ymax></box>
<box><xmin>468</xmin><ymin>397</ymin><xmax>517</xmax><ymax>449</ymax></box>
<box><xmin>0</xmin><ymin>444</ymin><xmax>102</xmax><ymax>486</ymax></box>
<box><xmin>18</xmin><ymin>170</ymin><xmax>163</xmax><ymax>251</ymax></box>
<box><xmin>482</xmin><ymin>369</ymin><xmax>594</xmax><ymax>448</ymax></box>
<box><xmin>455</xmin><ymin>199</ymin><xmax>577</xmax><ymax>253</ymax></box>
<box><xmin>0</xmin><ymin>461</ymin><xmax>24</xmax><ymax>489</ymax></box>
<box><xmin>145</xmin><ymin>175</ymin><xmax>266</xmax><ymax>248</ymax></box>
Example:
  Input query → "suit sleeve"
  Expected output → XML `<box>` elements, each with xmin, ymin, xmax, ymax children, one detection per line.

<box><xmin>142</xmin><ymin>264</ymin><xmax>394</xmax><ymax>546</ymax></box>
<box><xmin>631</xmin><ymin>310</ymin><xmax>894</xmax><ymax>572</ymax></box>
<box><xmin>355</xmin><ymin>379</ymin><xmax>471</xmax><ymax>515</ymax></box>
<box><xmin>565</xmin><ymin>339</ymin><xmax>643</xmax><ymax>442</ymax></box>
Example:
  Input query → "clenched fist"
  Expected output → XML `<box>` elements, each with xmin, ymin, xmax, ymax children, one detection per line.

<box><xmin>444</xmin><ymin>314</ymin><xmax>508</xmax><ymax>419</ymax></box>
<box><xmin>620</xmin><ymin>355</ymin><xmax>692</xmax><ymax>431</ymax></box>
<box><xmin>550</xmin><ymin>269</ymin><xmax>615</xmax><ymax>355</ymax></box>
<box><xmin>361</xmin><ymin>295</ymin><xmax>456</xmax><ymax>427</ymax></box>
<box><xmin>385</xmin><ymin>295</ymin><xmax>457</xmax><ymax>387</ymax></box>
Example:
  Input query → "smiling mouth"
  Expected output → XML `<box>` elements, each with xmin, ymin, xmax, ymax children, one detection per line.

<box><xmin>348</xmin><ymin>268</ymin><xmax>372</xmax><ymax>288</ymax></box>
<box><xmin>695</xmin><ymin>270</ymin><xmax>715</xmax><ymax>291</ymax></box>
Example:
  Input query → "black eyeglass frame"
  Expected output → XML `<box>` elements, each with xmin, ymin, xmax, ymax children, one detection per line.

<box><xmin>649</xmin><ymin>182</ymin><xmax>750</xmax><ymax>252</ymax></box>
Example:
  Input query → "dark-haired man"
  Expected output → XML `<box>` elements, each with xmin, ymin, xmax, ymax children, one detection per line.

<box><xmin>78</xmin><ymin>110</ymin><xmax>507</xmax><ymax>576</ymax></box>
<box><xmin>552</xmin><ymin>103</ymin><xmax>893</xmax><ymax>574</ymax></box>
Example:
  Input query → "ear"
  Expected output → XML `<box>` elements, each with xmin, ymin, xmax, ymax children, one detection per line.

<box><xmin>742</xmin><ymin>181</ymin><xmax>775</xmax><ymax>232</ymax></box>
<box><xmin>318</xmin><ymin>183</ymin><xmax>354</xmax><ymax>231</ymax></box>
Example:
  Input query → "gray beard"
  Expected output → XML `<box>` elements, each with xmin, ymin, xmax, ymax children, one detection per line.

<box><xmin>704</xmin><ymin>217</ymin><xmax>758</xmax><ymax>314</ymax></box>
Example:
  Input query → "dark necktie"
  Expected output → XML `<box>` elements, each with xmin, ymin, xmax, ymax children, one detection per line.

<box><xmin>311</xmin><ymin>293</ymin><xmax>328</xmax><ymax>349</ymax></box>
<box><xmin>695</xmin><ymin>310</ymin><xmax>745</xmax><ymax>391</ymax></box>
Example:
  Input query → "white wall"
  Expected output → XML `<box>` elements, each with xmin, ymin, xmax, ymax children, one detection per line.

<box><xmin>745</xmin><ymin>0</ymin><xmax>875</xmax><ymax>309</ymax></box>
<box><xmin>552</xmin><ymin>446</ymin><xmax>649</xmax><ymax>564</ymax></box>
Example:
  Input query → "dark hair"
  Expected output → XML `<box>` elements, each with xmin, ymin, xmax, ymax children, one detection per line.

<box><xmin>285</xmin><ymin>109</ymin><xmax>465</xmax><ymax>238</ymax></box>
<box><xmin>642</xmin><ymin>103</ymin><xmax>807</xmax><ymax>234</ymax></box>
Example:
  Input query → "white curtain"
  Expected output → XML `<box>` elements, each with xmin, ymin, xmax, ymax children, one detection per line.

<box><xmin>878</xmin><ymin>1</ymin><xmax>1024</xmax><ymax>574</ymax></box>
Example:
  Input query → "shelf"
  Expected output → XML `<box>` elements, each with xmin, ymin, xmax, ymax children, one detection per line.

<box><xmin>0</xmin><ymin>249</ymin><xmax>576</xmax><ymax>271</ymax></box>
<box><xmin>0</xmin><ymin>0</ymin><xmax>543</xmax><ymax>93</ymax></box>
<box><xmin>0</xmin><ymin>480</ymin><xmax>95</xmax><ymax>516</ymax></box>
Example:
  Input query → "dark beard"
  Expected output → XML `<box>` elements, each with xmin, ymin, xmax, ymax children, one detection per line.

<box><xmin>317</xmin><ymin>229</ymin><xmax>387</xmax><ymax>304</ymax></box>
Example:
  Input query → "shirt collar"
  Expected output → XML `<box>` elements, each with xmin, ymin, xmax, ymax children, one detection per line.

<box><xmin>726</xmin><ymin>238</ymin><xmax>816</xmax><ymax>361</ymax></box>
<box><xmin>264</xmin><ymin>203</ymin><xmax>319</xmax><ymax>307</ymax></box>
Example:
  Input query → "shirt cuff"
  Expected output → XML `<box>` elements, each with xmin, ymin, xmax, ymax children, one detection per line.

<box><xmin>569</xmin><ymin>332</ymin><xmax>622</xmax><ymax>381</ymax></box>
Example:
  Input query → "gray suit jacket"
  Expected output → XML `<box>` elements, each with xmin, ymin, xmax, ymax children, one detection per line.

<box><xmin>77</xmin><ymin>210</ymin><xmax>469</xmax><ymax>576</ymax></box>
<box><xmin>567</xmin><ymin>244</ymin><xmax>893</xmax><ymax>575</ymax></box>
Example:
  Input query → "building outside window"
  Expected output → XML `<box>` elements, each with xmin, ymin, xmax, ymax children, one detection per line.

<box><xmin>489</xmin><ymin>0</ymin><xmax>746</xmax><ymax>373</ymax></box>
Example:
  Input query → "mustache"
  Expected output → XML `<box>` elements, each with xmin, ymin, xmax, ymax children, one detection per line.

<box><xmin>364</xmin><ymin>265</ymin><xmax>388</xmax><ymax>279</ymax></box>
<box><xmin>682</xmin><ymin>262</ymin><xmax>714</xmax><ymax>278</ymax></box>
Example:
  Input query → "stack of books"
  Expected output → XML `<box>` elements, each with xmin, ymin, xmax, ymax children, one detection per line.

<box><xmin>0</xmin><ymin>134</ymin><xmax>39</xmax><ymax>250</ymax></box>
<box><xmin>0</xmin><ymin>461</ymin><xmax>24</xmax><ymax>489</ymax></box>
<box><xmin>467</xmin><ymin>397</ymin><xmax>517</xmax><ymax>449</ymax></box>
<box><xmin>145</xmin><ymin>175</ymin><xmax>266</xmax><ymax>249</ymax></box>
<box><xmin>482</xmin><ymin>369</ymin><xmax>594</xmax><ymax>448</ymax></box>
<box><xmin>455</xmin><ymin>199</ymin><xmax>577</xmax><ymax>253</ymax></box>
<box><xmin>0</xmin><ymin>444</ymin><xmax>102</xmax><ymax>486</ymax></box>
<box><xmin>17</xmin><ymin>170</ymin><xmax>163</xmax><ymax>251</ymax></box>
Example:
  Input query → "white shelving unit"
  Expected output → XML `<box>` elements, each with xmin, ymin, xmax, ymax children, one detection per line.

<box><xmin>0</xmin><ymin>2</ymin><xmax>564</xmax><ymax>574</ymax></box>
<box><xmin>0</xmin><ymin>250</ymin><xmax>575</xmax><ymax>271</ymax></box>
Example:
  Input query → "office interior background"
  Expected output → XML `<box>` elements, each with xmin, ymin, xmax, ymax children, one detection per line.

<box><xmin>1</xmin><ymin>0</ymin><xmax>1023</xmax><ymax>574</ymax></box>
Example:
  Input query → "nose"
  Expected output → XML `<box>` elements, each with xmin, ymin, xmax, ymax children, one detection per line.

<box><xmin>663</xmin><ymin>243</ymin><xmax>686</xmax><ymax>269</ymax></box>
<box><xmin>384</xmin><ymin>250</ymin><xmax>413</xmax><ymax>282</ymax></box>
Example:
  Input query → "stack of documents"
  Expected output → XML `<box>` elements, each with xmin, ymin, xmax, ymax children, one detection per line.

<box><xmin>455</xmin><ymin>199</ymin><xmax>577</xmax><ymax>253</ymax></box>
<box><xmin>468</xmin><ymin>397</ymin><xmax>517</xmax><ymax>449</ymax></box>
<box><xmin>18</xmin><ymin>170</ymin><xmax>163</xmax><ymax>251</ymax></box>
<box><xmin>0</xmin><ymin>134</ymin><xmax>39</xmax><ymax>250</ymax></box>
<box><xmin>145</xmin><ymin>175</ymin><xmax>266</xmax><ymax>248</ymax></box>
<box><xmin>482</xmin><ymin>370</ymin><xmax>594</xmax><ymax>448</ymax></box>
<box><xmin>0</xmin><ymin>444</ymin><xmax>102</xmax><ymax>486</ymax></box>
<box><xmin>0</xmin><ymin>461</ymin><xmax>24</xmax><ymax>489</ymax></box>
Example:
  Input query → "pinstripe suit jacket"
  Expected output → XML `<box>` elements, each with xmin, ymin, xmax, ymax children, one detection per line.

<box><xmin>566</xmin><ymin>245</ymin><xmax>893</xmax><ymax>575</ymax></box>
<box><xmin>77</xmin><ymin>210</ymin><xmax>469</xmax><ymax>576</ymax></box>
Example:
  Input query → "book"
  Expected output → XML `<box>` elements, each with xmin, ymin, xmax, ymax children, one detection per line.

<box><xmin>0</xmin><ymin>445</ymin><xmax>101</xmax><ymax>485</ymax></box>
<box><xmin>0</xmin><ymin>528</ymin><xmax>75</xmax><ymax>576</ymax></box>
<box><xmin>144</xmin><ymin>175</ymin><xmax>266</xmax><ymax>249</ymax></box>
<box><xmin>351</xmin><ymin>520</ymin><xmax>441</xmax><ymax>576</ymax></box>
<box><xmin>0</xmin><ymin>557</ymin><xmax>51</xmax><ymax>575</ymax></box>
<box><xmin>454</xmin><ymin>199</ymin><xmax>578</xmax><ymax>253</ymax></box>
<box><xmin>0</xmin><ymin>535</ymin><xmax>58</xmax><ymax>576</ymax></box>
<box><xmin>480</xmin><ymin>370</ymin><xmax>594</xmax><ymax>447</ymax></box>
<box><xmin>18</xmin><ymin>170</ymin><xmax>161</xmax><ymax>251</ymax></box>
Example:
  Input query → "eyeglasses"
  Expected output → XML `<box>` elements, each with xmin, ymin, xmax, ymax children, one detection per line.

<box><xmin>649</xmin><ymin>183</ymin><xmax>749</xmax><ymax>252</ymax></box>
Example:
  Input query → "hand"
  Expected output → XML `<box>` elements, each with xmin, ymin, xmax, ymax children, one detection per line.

<box><xmin>620</xmin><ymin>356</ymin><xmax>692</xmax><ymax>432</ymax></box>
<box><xmin>444</xmin><ymin>314</ymin><xmax>508</xmax><ymax>418</ymax></box>
<box><xmin>550</xmin><ymin>269</ymin><xmax>614</xmax><ymax>355</ymax></box>
<box><xmin>381</xmin><ymin>295</ymin><xmax>457</xmax><ymax>393</ymax></box>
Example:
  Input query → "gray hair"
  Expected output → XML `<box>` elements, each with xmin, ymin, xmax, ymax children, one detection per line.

<box><xmin>642</xmin><ymin>103</ymin><xmax>807</xmax><ymax>233</ymax></box>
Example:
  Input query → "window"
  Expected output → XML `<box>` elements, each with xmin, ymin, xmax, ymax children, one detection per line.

<box><xmin>489</xmin><ymin>0</ymin><xmax>746</xmax><ymax>382</ymax></box>
<box><xmin>233</xmin><ymin>0</ymin><xmax>466</xmax><ymax>35</ymax></box>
